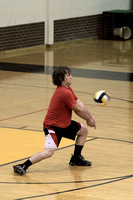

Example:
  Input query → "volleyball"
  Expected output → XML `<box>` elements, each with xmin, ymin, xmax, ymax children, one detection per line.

<box><xmin>94</xmin><ymin>90</ymin><xmax>110</xmax><ymax>106</ymax></box>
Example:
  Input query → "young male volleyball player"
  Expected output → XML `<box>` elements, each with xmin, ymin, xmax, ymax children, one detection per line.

<box><xmin>13</xmin><ymin>66</ymin><xmax>96</xmax><ymax>175</ymax></box>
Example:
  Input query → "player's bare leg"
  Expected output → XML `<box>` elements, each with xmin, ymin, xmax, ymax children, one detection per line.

<box><xmin>30</xmin><ymin>148</ymin><xmax>55</xmax><ymax>164</ymax></box>
<box><xmin>13</xmin><ymin>148</ymin><xmax>55</xmax><ymax>175</ymax></box>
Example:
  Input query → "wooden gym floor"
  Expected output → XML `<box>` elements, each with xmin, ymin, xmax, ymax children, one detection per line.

<box><xmin>0</xmin><ymin>38</ymin><xmax>133</xmax><ymax>200</ymax></box>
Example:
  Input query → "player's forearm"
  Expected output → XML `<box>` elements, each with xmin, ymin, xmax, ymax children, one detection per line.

<box><xmin>76</xmin><ymin>99</ymin><xmax>93</xmax><ymax>120</ymax></box>
<box><xmin>74</xmin><ymin>108</ymin><xmax>92</xmax><ymax>122</ymax></box>
<box><xmin>73</xmin><ymin>104</ymin><xmax>96</xmax><ymax>128</ymax></box>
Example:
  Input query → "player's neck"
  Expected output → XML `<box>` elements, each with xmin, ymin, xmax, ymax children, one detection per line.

<box><xmin>62</xmin><ymin>82</ymin><xmax>69</xmax><ymax>88</ymax></box>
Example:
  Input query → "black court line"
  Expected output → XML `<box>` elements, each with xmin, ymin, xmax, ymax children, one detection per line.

<box><xmin>0</xmin><ymin>109</ymin><xmax>47</xmax><ymax>122</ymax></box>
<box><xmin>0</xmin><ymin>82</ymin><xmax>132</xmax><ymax>103</ymax></box>
<box><xmin>0</xmin><ymin>138</ymin><xmax>97</xmax><ymax>167</ymax></box>
<box><xmin>74</xmin><ymin>91</ymin><xmax>133</xmax><ymax>103</ymax></box>
<box><xmin>0</xmin><ymin>136</ymin><xmax>132</xmax><ymax>168</ymax></box>
<box><xmin>14</xmin><ymin>175</ymin><xmax>133</xmax><ymax>200</ymax></box>
<box><xmin>1</xmin><ymin>103</ymin><xmax>131</xmax><ymax>123</ymax></box>
<box><xmin>0</xmin><ymin>124</ymin><xmax>133</xmax><ymax>145</ymax></box>
<box><xmin>19</xmin><ymin>126</ymin><xmax>28</xmax><ymax>129</ymax></box>
<box><xmin>0</xmin><ymin>100</ymin><xmax>132</xmax><ymax>123</ymax></box>
<box><xmin>0</xmin><ymin>82</ymin><xmax>54</xmax><ymax>90</ymax></box>
<box><xmin>92</xmin><ymin>136</ymin><xmax>133</xmax><ymax>144</ymax></box>
<box><xmin>0</xmin><ymin>125</ymin><xmax>42</xmax><ymax>132</ymax></box>
<box><xmin>0</xmin><ymin>62</ymin><xmax>133</xmax><ymax>82</ymax></box>
<box><xmin>0</xmin><ymin>174</ymin><xmax>132</xmax><ymax>185</ymax></box>
<box><xmin>107</xmin><ymin>97</ymin><xmax>133</xmax><ymax>103</ymax></box>
<box><xmin>0</xmin><ymin>136</ymin><xmax>132</xmax><ymax>199</ymax></box>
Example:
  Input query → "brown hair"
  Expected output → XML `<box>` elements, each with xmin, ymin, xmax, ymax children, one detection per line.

<box><xmin>52</xmin><ymin>66</ymin><xmax>71</xmax><ymax>86</ymax></box>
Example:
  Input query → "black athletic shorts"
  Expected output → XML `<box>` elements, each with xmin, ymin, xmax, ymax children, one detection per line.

<box><xmin>43</xmin><ymin>120</ymin><xmax>81</xmax><ymax>147</ymax></box>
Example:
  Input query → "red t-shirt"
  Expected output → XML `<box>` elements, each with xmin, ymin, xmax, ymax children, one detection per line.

<box><xmin>43</xmin><ymin>86</ymin><xmax>78</xmax><ymax>128</ymax></box>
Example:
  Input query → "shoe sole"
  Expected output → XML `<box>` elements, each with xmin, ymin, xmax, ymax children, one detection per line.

<box><xmin>69</xmin><ymin>162</ymin><xmax>92</xmax><ymax>166</ymax></box>
<box><xmin>69</xmin><ymin>162</ymin><xmax>77</xmax><ymax>166</ymax></box>
<box><xmin>13</xmin><ymin>166</ymin><xmax>25</xmax><ymax>175</ymax></box>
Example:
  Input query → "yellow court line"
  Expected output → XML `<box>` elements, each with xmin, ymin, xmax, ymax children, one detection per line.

<box><xmin>0</xmin><ymin>127</ymin><xmax>75</xmax><ymax>165</ymax></box>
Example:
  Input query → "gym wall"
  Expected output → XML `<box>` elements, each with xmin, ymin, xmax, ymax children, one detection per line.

<box><xmin>0</xmin><ymin>0</ymin><xmax>131</xmax><ymax>51</ymax></box>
